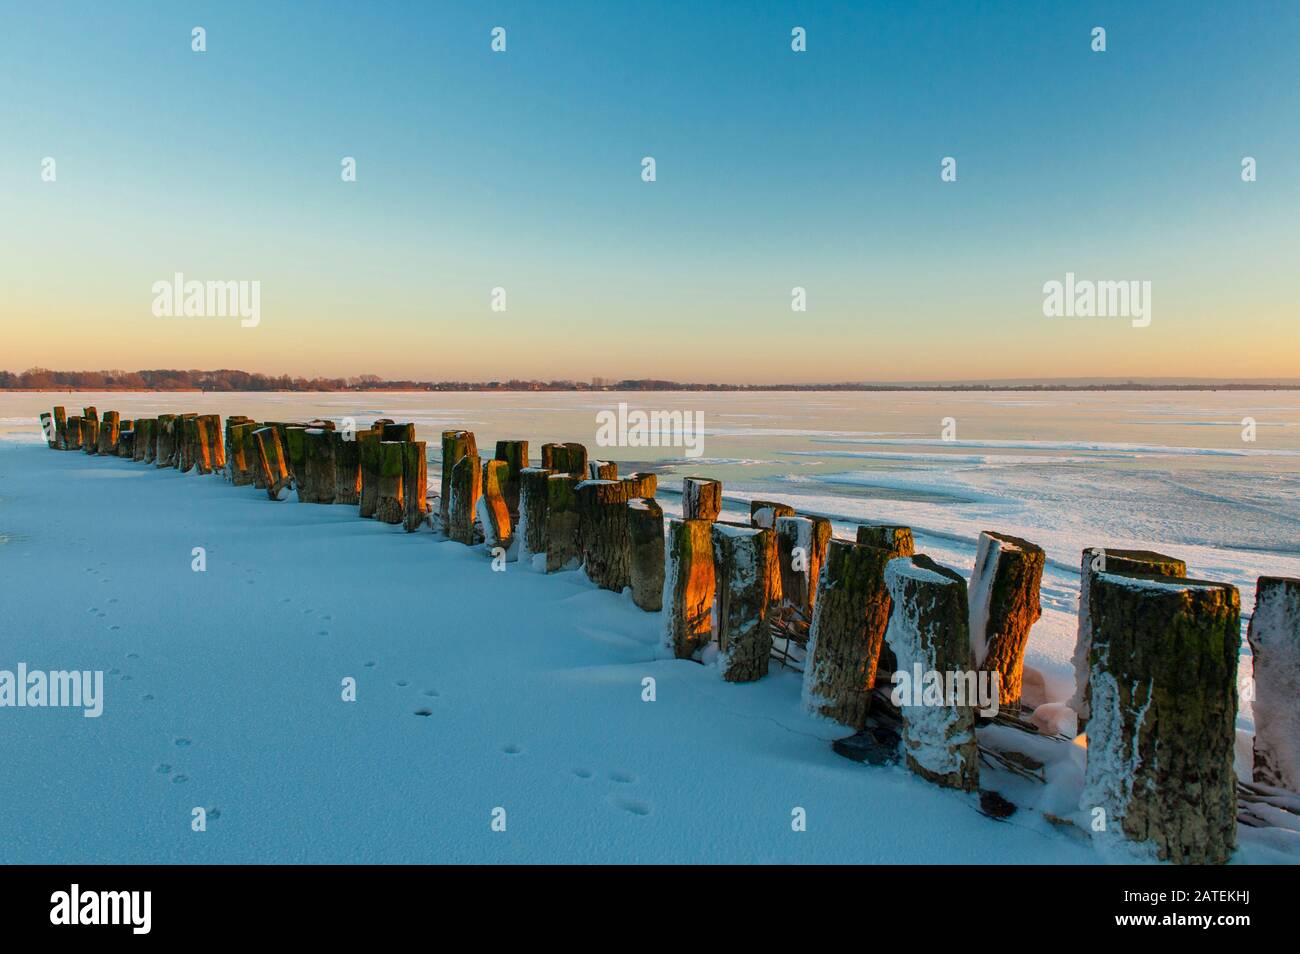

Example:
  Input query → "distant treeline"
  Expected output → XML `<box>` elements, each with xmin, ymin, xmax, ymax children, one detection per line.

<box><xmin>3</xmin><ymin>368</ymin><xmax>1296</xmax><ymax>392</ymax></box>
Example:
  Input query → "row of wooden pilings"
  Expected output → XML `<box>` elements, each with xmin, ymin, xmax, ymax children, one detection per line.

<box><xmin>40</xmin><ymin>405</ymin><xmax>1298</xmax><ymax>864</ymax></box>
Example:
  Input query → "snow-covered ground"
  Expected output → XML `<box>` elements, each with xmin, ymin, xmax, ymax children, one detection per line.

<box><xmin>1</xmin><ymin>392</ymin><xmax>1297</xmax><ymax>863</ymax></box>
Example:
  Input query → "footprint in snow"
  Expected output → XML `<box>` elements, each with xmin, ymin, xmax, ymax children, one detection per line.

<box><xmin>608</xmin><ymin>771</ymin><xmax>636</xmax><ymax>784</ymax></box>
<box><xmin>608</xmin><ymin>795</ymin><xmax>652</xmax><ymax>817</ymax></box>
<box><xmin>572</xmin><ymin>768</ymin><xmax>594</xmax><ymax>779</ymax></box>
<box><xmin>413</xmin><ymin>708</ymin><xmax>433</xmax><ymax>717</ymax></box>
<box><xmin>501</xmin><ymin>744</ymin><xmax>522</xmax><ymax>755</ymax></box>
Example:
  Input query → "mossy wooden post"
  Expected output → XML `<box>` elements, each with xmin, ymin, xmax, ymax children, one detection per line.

<box><xmin>440</xmin><ymin>430</ymin><xmax>478</xmax><ymax>525</ymax></box>
<box><xmin>545</xmin><ymin>474</ymin><xmax>581</xmax><ymax>572</ymax></box>
<box><xmin>374</xmin><ymin>441</ymin><xmax>406</xmax><ymax>524</ymax></box>
<box><xmin>856</xmin><ymin>524</ymin><xmax>915</xmax><ymax>556</ymax></box>
<box><xmin>154</xmin><ymin>415</ymin><xmax>175</xmax><ymax>467</ymax></box>
<box><xmin>82</xmin><ymin>415</ymin><xmax>100</xmax><ymax>455</ymax></box>
<box><xmin>178</xmin><ymin>414</ymin><xmax>200</xmax><ymax>472</ymax></box>
<box><xmin>968</xmin><ymin>531</ymin><xmax>1045</xmax><ymax>711</ymax></box>
<box><xmin>749</xmin><ymin>499</ymin><xmax>795</xmax><ymax>529</ymax></box>
<box><xmin>589</xmin><ymin>459</ymin><xmax>618</xmax><ymax>480</ymax></box>
<box><xmin>628</xmin><ymin>499</ymin><xmax>665</xmax><ymax>612</ymax></box>
<box><xmin>97</xmin><ymin>411</ymin><xmax>120</xmax><ymax>456</ymax></box>
<box><xmin>222</xmin><ymin>416</ymin><xmax>253</xmax><ymax>479</ymax></box>
<box><xmin>620</xmin><ymin>473</ymin><xmax>656</xmax><ymax>500</ymax></box>
<box><xmin>663</xmin><ymin>519</ymin><xmax>715</xmax><ymax>658</ymax></box>
<box><xmin>1072</xmin><ymin>548</ymin><xmax>1187</xmax><ymax>731</ymax></box>
<box><xmin>802</xmin><ymin>541</ymin><xmax>895</xmax><ymax>729</ymax></box>
<box><xmin>53</xmin><ymin>406</ymin><xmax>68</xmax><ymax>449</ymax></box>
<box><xmin>195</xmin><ymin>414</ymin><xmax>223</xmax><ymax>475</ymax></box>
<box><xmin>448</xmin><ymin>452</ymin><xmax>482</xmax><ymax>544</ymax></box>
<box><xmin>493</xmin><ymin>440</ymin><xmax>528</xmax><ymax>517</ymax></box>
<box><xmin>297</xmin><ymin>428</ymin><xmax>337</xmax><ymax>504</ymax></box>
<box><xmin>577</xmin><ymin>480</ymin><xmax>632</xmax><ymax>592</ymax></box>
<box><xmin>331</xmin><ymin>430</ymin><xmax>363</xmax><ymax>505</ymax></box>
<box><xmin>711</xmin><ymin>525</ymin><xmax>776</xmax><ymax>682</ymax></box>
<box><xmin>115</xmin><ymin>422</ymin><xmax>134</xmax><ymax>458</ymax></box>
<box><xmin>775</xmin><ymin>515</ymin><xmax>832</xmax><ymax>620</ymax></box>
<box><xmin>1082</xmin><ymin>572</ymin><xmax>1239</xmax><ymax>864</ymax></box>
<box><xmin>479</xmin><ymin>459</ymin><xmax>512</xmax><ymax>549</ymax></box>
<box><xmin>283</xmin><ymin>426</ymin><xmax>309</xmax><ymax>492</ymax></box>
<box><xmin>132</xmin><ymin>419</ymin><xmax>154</xmax><ymax>462</ymax></box>
<box><xmin>517</xmin><ymin>467</ymin><xmax>553</xmax><ymax>560</ymax></box>
<box><xmin>226</xmin><ymin>422</ymin><xmax>255</xmax><ymax>485</ymax></box>
<box><xmin>241</xmin><ymin>425</ymin><xmax>266</xmax><ymax>489</ymax></box>
<box><xmin>682</xmin><ymin>477</ymin><xmax>721</xmax><ymax>521</ymax></box>
<box><xmin>65</xmin><ymin>415</ymin><xmax>83</xmax><ymax>451</ymax></box>
<box><xmin>253</xmin><ymin>426</ymin><xmax>293</xmax><ymax>500</ymax></box>
<box><xmin>883</xmin><ymin>555</ymin><xmax>980</xmax><ymax>792</ymax></box>
<box><xmin>1246</xmin><ymin>576</ymin><xmax>1300</xmax><ymax>792</ymax></box>
<box><xmin>381</xmin><ymin>422</ymin><xmax>414</xmax><ymax>443</ymax></box>
<box><xmin>40</xmin><ymin>412</ymin><xmax>55</xmax><ymax>448</ymax></box>
<box><xmin>402</xmin><ymin>441</ymin><xmax>428</xmax><ymax>532</ymax></box>
<box><xmin>540</xmin><ymin>442</ymin><xmax>587</xmax><ymax>477</ymax></box>
<box><xmin>358</xmin><ymin>430</ymin><xmax>384</xmax><ymax>518</ymax></box>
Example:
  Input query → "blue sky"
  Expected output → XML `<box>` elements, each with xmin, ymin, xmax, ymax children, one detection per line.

<box><xmin>3</xmin><ymin>1</ymin><xmax>1297</xmax><ymax>382</ymax></box>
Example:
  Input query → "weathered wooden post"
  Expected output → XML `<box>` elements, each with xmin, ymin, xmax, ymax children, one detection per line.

<box><xmin>479</xmin><ymin>459</ymin><xmax>512</xmax><ymax>549</ymax></box>
<box><xmin>82</xmin><ymin>415</ymin><xmax>100</xmax><ymax>455</ymax></box>
<box><xmin>132</xmin><ymin>419</ymin><xmax>154</xmax><ymax>462</ymax></box>
<box><xmin>154</xmin><ymin>415</ymin><xmax>176</xmax><ymax>467</ymax></box>
<box><xmin>1246</xmin><ymin>576</ymin><xmax>1300</xmax><ymax>792</ymax></box>
<box><xmin>620</xmin><ymin>473</ymin><xmax>657</xmax><ymax>499</ymax></box>
<box><xmin>65</xmin><ymin>415</ymin><xmax>83</xmax><ymax>451</ymax></box>
<box><xmin>588</xmin><ymin>460</ymin><xmax>618</xmax><ymax>480</ymax></box>
<box><xmin>358</xmin><ymin>430</ymin><xmax>384</xmax><ymax>518</ymax></box>
<box><xmin>226</xmin><ymin>422</ymin><xmax>256</xmax><ymax>484</ymax></box>
<box><xmin>712</xmin><ymin>525</ymin><xmax>776</xmax><ymax>682</ymax></box>
<box><xmin>802</xmin><ymin>541</ymin><xmax>895</xmax><ymax>729</ymax></box>
<box><xmin>241</xmin><ymin>425</ymin><xmax>266</xmax><ymax>489</ymax></box>
<box><xmin>628</xmin><ymin>499</ymin><xmax>665</xmax><ymax>612</ymax></box>
<box><xmin>381</xmin><ymin>422</ymin><xmax>414</xmax><ymax>443</ymax></box>
<box><xmin>540</xmin><ymin>442</ymin><xmax>587</xmax><ymax>477</ymax></box>
<box><xmin>81</xmin><ymin>406</ymin><xmax>97</xmax><ymax>422</ymax></box>
<box><xmin>1082</xmin><ymin>571</ymin><xmax>1239</xmax><ymax>864</ymax></box>
<box><xmin>53</xmin><ymin>406</ymin><xmax>68</xmax><ymax>449</ymax></box>
<box><xmin>253</xmin><ymin>426</ymin><xmax>293</xmax><ymax>500</ymax></box>
<box><xmin>663</xmin><ymin>519</ymin><xmax>715</xmax><ymax>658</ymax></box>
<box><xmin>331</xmin><ymin>429</ymin><xmax>362</xmax><ymax>504</ymax></box>
<box><xmin>577</xmin><ymin>480</ymin><xmax>632</xmax><ymax>591</ymax></box>
<box><xmin>195</xmin><ymin>414</ymin><xmax>223</xmax><ymax>475</ymax></box>
<box><xmin>97</xmin><ymin>411</ymin><xmax>120</xmax><ymax>456</ymax></box>
<box><xmin>1072</xmin><ymin>548</ymin><xmax>1187</xmax><ymax>731</ymax></box>
<box><xmin>222</xmin><ymin>416</ymin><xmax>253</xmax><ymax>479</ymax></box>
<box><xmin>517</xmin><ymin>467</ymin><xmax>554</xmax><ymax>561</ymax></box>
<box><xmin>775</xmin><ymin>515</ymin><xmax>832</xmax><ymax>620</ymax></box>
<box><xmin>440</xmin><ymin>430</ymin><xmax>477</xmax><ymax>525</ymax></box>
<box><xmin>883</xmin><ymin>554</ymin><xmax>981</xmax><ymax>792</ymax></box>
<box><xmin>750</xmin><ymin>499</ymin><xmax>795</xmax><ymax>529</ymax></box>
<box><xmin>297</xmin><ymin>428</ymin><xmax>337</xmax><ymax>503</ymax></box>
<box><xmin>856</xmin><ymin>524</ymin><xmax>915</xmax><ymax>555</ymax></box>
<box><xmin>115</xmin><ymin>422</ymin><xmax>134</xmax><ymax>458</ymax></box>
<box><xmin>178</xmin><ymin>414</ymin><xmax>200</xmax><ymax>472</ymax></box>
<box><xmin>40</xmin><ymin>412</ymin><xmax>55</xmax><ymax>448</ymax></box>
<box><xmin>448</xmin><ymin>452</ymin><xmax>482</xmax><ymax>544</ymax></box>
<box><xmin>682</xmin><ymin>477</ymin><xmax>721</xmax><ymax>521</ymax></box>
<box><xmin>374</xmin><ymin>441</ymin><xmax>406</xmax><ymax>524</ymax></box>
<box><xmin>493</xmin><ymin>440</ymin><xmax>528</xmax><ymax>517</ymax></box>
<box><xmin>402</xmin><ymin>441</ymin><xmax>428</xmax><ymax>532</ymax></box>
<box><xmin>283</xmin><ymin>426</ymin><xmax>309</xmax><ymax>490</ymax></box>
<box><xmin>968</xmin><ymin>531</ymin><xmax>1045</xmax><ymax>710</ymax></box>
<box><xmin>545</xmin><ymin>474</ymin><xmax>581</xmax><ymax>572</ymax></box>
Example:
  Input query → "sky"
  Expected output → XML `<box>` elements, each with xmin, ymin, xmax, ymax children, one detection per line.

<box><xmin>2</xmin><ymin>1</ymin><xmax>1297</xmax><ymax>384</ymax></box>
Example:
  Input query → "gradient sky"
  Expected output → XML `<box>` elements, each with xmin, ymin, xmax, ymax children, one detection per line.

<box><xmin>3</xmin><ymin>1</ymin><xmax>1297</xmax><ymax>383</ymax></box>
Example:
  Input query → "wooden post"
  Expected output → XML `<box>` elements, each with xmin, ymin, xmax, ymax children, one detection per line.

<box><xmin>358</xmin><ymin>430</ymin><xmax>384</xmax><ymax>518</ymax></box>
<box><xmin>331</xmin><ymin>430</ymin><xmax>362</xmax><ymax>504</ymax></box>
<box><xmin>53</xmin><ymin>406</ymin><xmax>68</xmax><ymax>449</ymax></box>
<box><xmin>97</xmin><ymin>411</ymin><xmax>120</xmax><ymax>456</ymax></box>
<box><xmin>1082</xmin><ymin>571</ymin><xmax>1239</xmax><ymax>864</ymax></box>
<box><xmin>132</xmin><ymin>419</ymin><xmax>154</xmax><ymax>462</ymax></box>
<box><xmin>402</xmin><ymin>441</ymin><xmax>428</xmax><ymax>532</ymax></box>
<box><xmin>374</xmin><ymin>441</ymin><xmax>406</xmax><ymax>524</ymax></box>
<box><xmin>222</xmin><ymin>416</ymin><xmax>253</xmax><ymax>479</ymax></box>
<box><xmin>545</xmin><ymin>474</ymin><xmax>581</xmax><ymax>572</ymax></box>
<box><xmin>440</xmin><ymin>430</ymin><xmax>477</xmax><ymax>525</ymax></box>
<box><xmin>1246</xmin><ymin>576</ymin><xmax>1300</xmax><ymax>792</ymax></box>
<box><xmin>968</xmin><ymin>530</ymin><xmax>1045</xmax><ymax>710</ymax></box>
<box><xmin>479</xmin><ymin>459</ymin><xmax>512</xmax><ymax>549</ymax></box>
<box><xmin>1072</xmin><ymin>548</ymin><xmax>1187</xmax><ymax>731</ymax></box>
<box><xmin>682</xmin><ymin>477</ymin><xmax>721</xmax><ymax>521</ymax></box>
<box><xmin>517</xmin><ymin>467</ymin><xmax>554</xmax><ymax>561</ymax></box>
<box><xmin>577</xmin><ymin>480</ymin><xmax>632</xmax><ymax>591</ymax></box>
<box><xmin>115</xmin><ymin>422</ymin><xmax>134</xmax><ymax>458</ymax></box>
<box><xmin>242</xmin><ymin>425</ymin><xmax>266</xmax><ymax>489</ymax></box>
<box><xmin>40</xmin><ymin>412</ymin><xmax>55</xmax><ymax>448</ymax></box>
<box><xmin>588</xmin><ymin>460</ymin><xmax>618</xmax><ymax>480</ymax></box>
<box><xmin>253</xmin><ymin>426</ymin><xmax>293</xmax><ymax>500</ymax></box>
<box><xmin>297</xmin><ymin>428</ymin><xmax>337</xmax><ymax>503</ymax></box>
<box><xmin>65</xmin><ymin>415</ymin><xmax>83</xmax><ymax>451</ymax></box>
<box><xmin>883</xmin><ymin>554</ymin><xmax>980</xmax><ymax>792</ymax></box>
<box><xmin>775</xmin><ymin>515</ymin><xmax>832</xmax><ymax>620</ymax></box>
<box><xmin>178</xmin><ymin>414</ymin><xmax>199</xmax><ymax>472</ymax></box>
<box><xmin>663</xmin><ymin>519</ymin><xmax>715</xmax><ymax>658</ymax></box>
<box><xmin>81</xmin><ymin>406</ymin><xmax>98</xmax><ymax>422</ymax></box>
<box><xmin>856</xmin><ymin>524</ymin><xmax>915</xmax><ymax>556</ymax></box>
<box><xmin>628</xmin><ymin>499</ymin><xmax>665</xmax><ymax>612</ymax></box>
<box><xmin>620</xmin><ymin>473</ymin><xmax>656</xmax><ymax>499</ymax></box>
<box><xmin>195</xmin><ymin>414</ymin><xmax>223</xmax><ymax>475</ymax></box>
<box><xmin>749</xmin><ymin>499</ymin><xmax>794</xmax><ymax>529</ymax></box>
<box><xmin>226</xmin><ymin>422</ymin><xmax>256</xmax><ymax>485</ymax></box>
<box><xmin>540</xmin><ymin>442</ymin><xmax>587</xmax><ymax>477</ymax></box>
<box><xmin>802</xmin><ymin>541</ymin><xmax>895</xmax><ymax>729</ymax></box>
<box><xmin>711</xmin><ymin>525</ymin><xmax>776</xmax><ymax>682</ymax></box>
<box><xmin>381</xmin><ymin>422</ymin><xmax>414</xmax><ymax>443</ymax></box>
<box><xmin>283</xmin><ymin>426</ymin><xmax>309</xmax><ymax>491</ymax></box>
<box><xmin>493</xmin><ymin>440</ymin><xmax>529</xmax><ymax>516</ymax></box>
<box><xmin>82</xmin><ymin>415</ymin><xmax>100</xmax><ymax>455</ymax></box>
<box><xmin>448</xmin><ymin>452</ymin><xmax>482</xmax><ymax>544</ymax></box>
<box><xmin>154</xmin><ymin>415</ymin><xmax>176</xmax><ymax>467</ymax></box>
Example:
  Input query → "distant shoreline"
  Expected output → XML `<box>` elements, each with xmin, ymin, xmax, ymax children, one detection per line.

<box><xmin>4</xmin><ymin>384</ymin><xmax>1299</xmax><ymax>394</ymax></box>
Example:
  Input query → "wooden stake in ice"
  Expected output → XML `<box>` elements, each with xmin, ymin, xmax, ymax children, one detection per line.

<box><xmin>682</xmin><ymin>477</ymin><xmax>721</xmax><ymax>521</ymax></box>
<box><xmin>65</xmin><ymin>415</ymin><xmax>83</xmax><ymax>451</ymax></box>
<box><xmin>663</xmin><ymin>518</ymin><xmax>715</xmax><ymax>658</ymax></box>
<box><xmin>81</xmin><ymin>415</ymin><xmax>100</xmax><ymax>456</ymax></box>
<box><xmin>154</xmin><ymin>414</ymin><xmax>176</xmax><ymax>467</ymax></box>
<box><xmin>517</xmin><ymin>467</ymin><xmax>554</xmax><ymax>561</ymax></box>
<box><xmin>544</xmin><ymin>474</ymin><xmax>580</xmax><ymax>572</ymax></box>
<box><xmin>540</xmin><ymin>442</ymin><xmax>587</xmax><ymax>478</ymax></box>
<box><xmin>628</xmin><ymin>498</ymin><xmax>665</xmax><ymax>612</ymax></box>
<box><xmin>401</xmin><ymin>441</ymin><xmax>428</xmax><ymax>532</ymax></box>
<box><xmin>298</xmin><ymin>428</ymin><xmax>337</xmax><ymax>503</ymax></box>
<box><xmin>493</xmin><ymin>440</ymin><xmax>528</xmax><ymax>517</ymax></box>
<box><xmin>620</xmin><ymin>473</ymin><xmax>657</xmax><ymax>500</ymax></box>
<box><xmin>588</xmin><ymin>459</ymin><xmax>618</xmax><ymax>480</ymax></box>
<box><xmin>196</xmin><ymin>414</ymin><xmax>224</xmax><ymax>475</ymax></box>
<box><xmin>884</xmin><ymin>554</ymin><xmax>980</xmax><ymax>792</ymax></box>
<box><xmin>440</xmin><ymin>430</ymin><xmax>477</xmax><ymax>525</ymax></box>
<box><xmin>330</xmin><ymin>430</ymin><xmax>361</xmax><ymax>504</ymax></box>
<box><xmin>1082</xmin><ymin>571</ymin><xmax>1239</xmax><ymax>864</ymax></box>
<box><xmin>479</xmin><ymin>459</ymin><xmax>512</xmax><ymax>549</ymax></box>
<box><xmin>712</xmin><ymin>524</ymin><xmax>776</xmax><ymax>682</ymax></box>
<box><xmin>358</xmin><ymin>430</ymin><xmax>384</xmax><ymax>518</ymax></box>
<box><xmin>97</xmin><ymin>411</ymin><xmax>120</xmax><ymax>457</ymax></box>
<box><xmin>40</xmin><ymin>412</ymin><xmax>55</xmax><ymax>449</ymax></box>
<box><xmin>133</xmin><ymin>418</ymin><xmax>156</xmax><ymax>463</ymax></box>
<box><xmin>373</xmin><ymin>441</ymin><xmax>406</xmax><ymax>525</ymax></box>
<box><xmin>967</xmin><ymin>530</ymin><xmax>1045</xmax><ymax>710</ymax></box>
<box><xmin>775</xmin><ymin>514</ymin><xmax>832</xmax><ymax>620</ymax></box>
<box><xmin>856</xmin><ymin>524</ymin><xmax>915</xmax><ymax>556</ymax></box>
<box><xmin>577</xmin><ymin>479</ymin><xmax>631</xmax><ymax>592</ymax></box>
<box><xmin>448</xmin><ymin>452</ymin><xmax>481</xmax><ymax>544</ymax></box>
<box><xmin>53</xmin><ymin>406</ymin><xmax>68</xmax><ymax>450</ymax></box>
<box><xmin>253</xmin><ymin>426</ymin><xmax>293</xmax><ymax>500</ymax></box>
<box><xmin>1246</xmin><ymin>576</ymin><xmax>1300</xmax><ymax>793</ymax></box>
<box><xmin>802</xmin><ymin>541</ymin><xmax>895</xmax><ymax>730</ymax></box>
<box><xmin>1072</xmin><ymin>548</ymin><xmax>1186</xmax><ymax>731</ymax></box>
<box><xmin>749</xmin><ymin>499</ymin><xmax>794</xmax><ymax>529</ymax></box>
